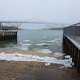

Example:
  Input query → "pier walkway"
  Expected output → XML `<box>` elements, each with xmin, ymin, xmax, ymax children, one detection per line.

<box><xmin>63</xmin><ymin>23</ymin><xmax>80</xmax><ymax>71</ymax></box>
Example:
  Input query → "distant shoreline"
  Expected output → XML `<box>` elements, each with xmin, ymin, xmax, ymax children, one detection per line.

<box><xmin>43</xmin><ymin>28</ymin><xmax>64</xmax><ymax>30</ymax></box>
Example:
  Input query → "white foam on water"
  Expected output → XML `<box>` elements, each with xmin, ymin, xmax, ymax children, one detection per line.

<box><xmin>36</xmin><ymin>49</ymin><xmax>52</xmax><ymax>54</ymax></box>
<box><xmin>17</xmin><ymin>42</ymin><xmax>32</xmax><ymax>50</ymax></box>
<box><xmin>53</xmin><ymin>52</ymin><xmax>65</xmax><ymax>59</ymax></box>
<box><xmin>47</xmin><ymin>39</ymin><xmax>59</xmax><ymax>43</ymax></box>
<box><xmin>19</xmin><ymin>42</ymin><xmax>32</xmax><ymax>46</ymax></box>
<box><xmin>17</xmin><ymin>46</ymin><xmax>29</xmax><ymax>50</ymax></box>
<box><xmin>65</xmin><ymin>55</ymin><xmax>71</xmax><ymax>59</ymax></box>
<box><xmin>22</xmin><ymin>44</ymin><xmax>32</xmax><ymax>46</ymax></box>
<box><xmin>23</xmin><ymin>40</ymin><xmax>30</xmax><ymax>42</ymax></box>
<box><xmin>0</xmin><ymin>52</ymin><xmax>72</xmax><ymax>67</ymax></box>
<box><xmin>36</xmin><ymin>43</ymin><xmax>51</xmax><ymax>46</ymax></box>
<box><xmin>36</xmin><ymin>43</ymin><xmax>48</xmax><ymax>46</ymax></box>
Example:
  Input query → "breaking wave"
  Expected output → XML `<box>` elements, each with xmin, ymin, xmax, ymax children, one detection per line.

<box><xmin>36</xmin><ymin>49</ymin><xmax>52</xmax><ymax>54</ymax></box>
<box><xmin>0</xmin><ymin>52</ymin><xmax>72</xmax><ymax>68</ymax></box>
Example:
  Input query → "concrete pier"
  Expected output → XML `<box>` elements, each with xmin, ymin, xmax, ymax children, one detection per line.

<box><xmin>0</xmin><ymin>23</ymin><xmax>18</xmax><ymax>41</ymax></box>
<box><xmin>63</xmin><ymin>23</ymin><xmax>80</xmax><ymax>71</ymax></box>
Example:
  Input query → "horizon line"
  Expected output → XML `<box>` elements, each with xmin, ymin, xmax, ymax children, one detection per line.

<box><xmin>0</xmin><ymin>21</ymin><xmax>69</xmax><ymax>24</ymax></box>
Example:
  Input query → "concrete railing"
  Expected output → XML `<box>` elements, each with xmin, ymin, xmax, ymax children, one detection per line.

<box><xmin>63</xmin><ymin>23</ymin><xmax>80</xmax><ymax>71</ymax></box>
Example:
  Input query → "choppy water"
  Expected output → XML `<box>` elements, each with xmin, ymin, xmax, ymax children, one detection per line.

<box><xmin>0</xmin><ymin>23</ymin><xmax>73</xmax><ymax>67</ymax></box>
<box><xmin>0</xmin><ymin>52</ymin><xmax>72</xmax><ymax>67</ymax></box>
<box><xmin>17</xmin><ymin>29</ymin><xmax>63</xmax><ymax>53</ymax></box>
<box><xmin>0</xmin><ymin>23</ymin><xmax>63</xmax><ymax>53</ymax></box>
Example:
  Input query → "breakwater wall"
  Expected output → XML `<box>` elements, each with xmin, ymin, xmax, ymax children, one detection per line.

<box><xmin>0</xmin><ymin>23</ymin><xmax>18</xmax><ymax>41</ymax></box>
<box><xmin>63</xmin><ymin>23</ymin><xmax>80</xmax><ymax>71</ymax></box>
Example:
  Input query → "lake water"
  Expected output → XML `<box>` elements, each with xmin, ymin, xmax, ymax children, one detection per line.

<box><xmin>17</xmin><ymin>29</ymin><xmax>63</xmax><ymax>53</ymax></box>
<box><xmin>0</xmin><ymin>23</ymin><xmax>73</xmax><ymax>67</ymax></box>
<box><xmin>0</xmin><ymin>23</ymin><xmax>63</xmax><ymax>53</ymax></box>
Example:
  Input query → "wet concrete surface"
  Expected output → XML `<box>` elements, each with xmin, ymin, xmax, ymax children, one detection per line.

<box><xmin>0</xmin><ymin>61</ymin><xmax>80</xmax><ymax>80</ymax></box>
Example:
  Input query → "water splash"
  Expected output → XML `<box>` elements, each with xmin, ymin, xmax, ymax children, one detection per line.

<box><xmin>0</xmin><ymin>52</ymin><xmax>72</xmax><ymax>68</ymax></box>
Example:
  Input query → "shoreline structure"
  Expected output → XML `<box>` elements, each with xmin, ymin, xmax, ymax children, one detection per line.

<box><xmin>63</xmin><ymin>23</ymin><xmax>80</xmax><ymax>71</ymax></box>
<box><xmin>0</xmin><ymin>22</ymin><xmax>80</xmax><ymax>70</ymax></box>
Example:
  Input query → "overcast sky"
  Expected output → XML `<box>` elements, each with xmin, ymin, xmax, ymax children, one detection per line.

<box><xmin>0</xmin><ymin>0</ymin><xmax>80</xmax><ymax>24</ymax></box>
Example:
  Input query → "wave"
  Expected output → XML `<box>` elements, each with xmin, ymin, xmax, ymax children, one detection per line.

<box><xmin>0</xmin><ymin>52</ymin><xmax>72</xmax><ymax>67</ymax></box>
<box><xmin>36</xmin><ymin>49</ymin><xmax>52</xmax><ymax>54</ymax></box>
<box><xmin>23</xmin><ymin>40</ymin><xmax>30</xmax><ymax>42</ymax></box>
<box><xmin>17</xmin><ymin>45</ymin><xmax>29</xmax><ymax>50</ymax></box>
<box><xmin>52</xmin><ymin>52</ymin><xmax>65</xmax><ymax>59</ymax></box>
<box><xmin>47</xmin><ymin>39</ymin><xmax>60</xmax><ymax>43</ymax></box>
<box><xmin>36</xmin><ymin>43</ymin><xmax>51</xmax><ymax>46</ymax></box>
<box><xmin>22</xmin><ymin>44</ymin><xmax>32</xmax><ymax>46</ymax></box>
<box><xmin>19</xmin><ymin>42</ymin><xmax>32</xmax><ymax>46</ymax></box>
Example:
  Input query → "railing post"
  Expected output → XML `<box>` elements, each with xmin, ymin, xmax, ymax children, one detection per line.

<box><xmin>77</xmin><ymin>50</ymin><xmax>80</xmax><ymax>72</ymax></box>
